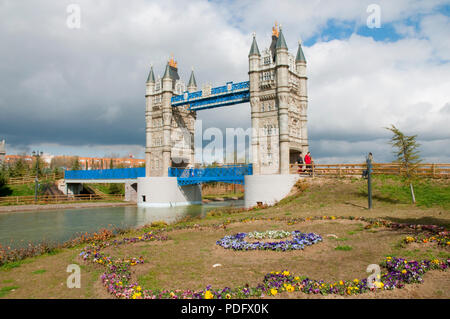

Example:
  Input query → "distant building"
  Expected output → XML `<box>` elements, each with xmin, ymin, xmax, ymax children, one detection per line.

<box><xmin>3</xmin><ymin>153</ymin><xmax>145</xmax><ymax>170</ymax></box>
<box><xmin>0</xmin><ymin>140</ymin><xmax>5</xmax><ymax>163</ymax></box>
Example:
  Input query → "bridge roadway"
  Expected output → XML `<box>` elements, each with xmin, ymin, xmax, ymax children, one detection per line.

<box><xmin>171</xmin><ymin>81</ymin><xmax>250</xmax><ymax>111</ymax></box>
<box><xmin>64</xmin><ymin>165</ymin><xmax>252</xmax><ymax>186</ymax></box>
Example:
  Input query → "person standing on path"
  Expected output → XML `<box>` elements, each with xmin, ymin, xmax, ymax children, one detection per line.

<box><xmin>305</xmin><ymin>151</ymin><xmax>312</xmax><ymax>175</ymax></box>
<box><xmin>297</xmin><ymin>152</ymin><xmax>304</xmax><ymax>174</ymax></box>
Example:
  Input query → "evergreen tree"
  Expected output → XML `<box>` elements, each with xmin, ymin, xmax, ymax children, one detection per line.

<box><xmin>71</xmin><ymin>156</ymin><xmax>81</xmax><ymax>171</ymax></box>
<box><xmin>386</xmin><ymin>124</ymin><xmax>421</xmax><ymax>203</ymax></box>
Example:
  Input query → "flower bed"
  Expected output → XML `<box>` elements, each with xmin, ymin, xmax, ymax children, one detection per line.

<box><xmin>77</xmin><ymin>215</ymin><xmax>449</xmax><ymax>299</ymax></box>
<box><xmin>404</xmin><ymin>233</ymin><xmax>450</xmax><ymax>247</ymax></box>
<box><xmin>216</xmin><ymin>230</ymin><xmax>322</xmax><ymax>251</ymax></box>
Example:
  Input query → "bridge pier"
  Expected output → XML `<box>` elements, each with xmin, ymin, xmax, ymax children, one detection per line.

<box><xmin>124</xmin><ymin>182</ymin><xmax>138</xmax><ymax>203</ymax></box>
<box><xmin>244</xmin><ymin>174</ymin><xmax>300</xmax><ymax>208</ymax></box>
<box><xmin>66</xmin><ymin>183</ymin><xmax>83</xmax><ymax>196</ymax></box>
<box><xmin>137</xmin><ymin>177</ymin><xmax>202</xmax><ymax>207</ymax></box>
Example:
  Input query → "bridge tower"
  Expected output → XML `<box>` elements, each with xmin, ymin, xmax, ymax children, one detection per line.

<box><xmin>144</xmin><ymin>57</ymin><xmax>196</xmax><ymax>178</ymax></box>
<box><xmin>245</xmin><ymin>24</ymin><xmax>309</xmax><ymax>207</ymax></box>
<box><xmin>139</xmin><ymin>57</ymin><xmax>201</xmax><ymax>207</ymax></box>
<box><xmin>249</xmin><ymin>24</ymin><xmax>309</xmax><ymax>176</ymax></box>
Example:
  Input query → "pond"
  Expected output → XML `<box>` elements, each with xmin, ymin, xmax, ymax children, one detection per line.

<box><xmin>0</xmin><ymin>200</ymin><xmax>244</xmax><ymax>249</ymax></box>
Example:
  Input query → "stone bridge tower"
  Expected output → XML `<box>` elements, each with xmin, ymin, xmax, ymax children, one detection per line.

<box><xmin>249</xmin><ymin>24</ymin><xmax>308</xmax><ymax>176</ymax></box>
<box><xmin>145</xmin><ymin>57</ymin><xmax>197</xmax><ymax>177</ymax></box>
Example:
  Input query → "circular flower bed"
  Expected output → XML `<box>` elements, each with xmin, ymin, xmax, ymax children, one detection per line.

<box><xmin>216</xmin><ymin>230</ymin><xmax>322</xmax><ymax>251</ymax></box>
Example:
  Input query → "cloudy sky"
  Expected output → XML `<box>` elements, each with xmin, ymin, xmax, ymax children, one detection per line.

<box><xmin>0</xmin><ymin>0</ymin><xmax>449</xmax><ymax>163</ymax></box>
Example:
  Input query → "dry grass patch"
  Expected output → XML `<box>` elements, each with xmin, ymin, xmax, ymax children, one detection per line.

<box><xmin>99</xmin><ymin>219</ymin><xmax>440</xmax><ymax>294</ymax></box>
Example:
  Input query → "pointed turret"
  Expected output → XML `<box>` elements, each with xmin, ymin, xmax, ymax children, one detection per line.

<box><xmin>248</xmin><ymin>33</ymin><xmax>260</xmax><ymax>56</ymax></box>
<box><xmin>162</xmin><ymin>63</ymin><xmax>171</xmax><ymax>79</ymax></box>
<box><xmin>296</xmin><ymin>39</ymin><xmax>306</xmax><ymax>63</ymax></box>
<box><xmin>188</xmin><ymin>69</ymin><xmax>197</xmax><ymax>87</ymax></box>
<box><xmin>276</xmin><ymin>26</ymin><xmax>288</xmax><ymax>50</ymax></box>
<box><xmin>187</xmin><ymin>67</ymin><xmax>197</xmax><ymax>92</ymax></box>
<box><xmin>146</xmin><ymin>65</ymin><xmax>155</xmax><ymax>83</ymax></box>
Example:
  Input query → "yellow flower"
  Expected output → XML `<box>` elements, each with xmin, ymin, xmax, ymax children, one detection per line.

<box><xmin>401</xmin><ymin>270</ymin><xmax>407</xmax><ymax>274</ymax></box>
<box><xmin>339</xmin><ymin>280</ymin><xmax>344</xmax><ymax>285</ymax></box>
<box><xmin>170</xmin><ymin>292</ymin><xmax>175</xmax><ymax>298</ymax></box>
<box><xmin>282</xmin><ymin>271</ymin><xmax>290</xmax><ymax>276</ymax></box>
<box><xmin>270</xmin><ymin>288</ymin><xmax>278</xmax><ymax>296</ymax></box>
<box><xmin>226</xmin><ymin>294</ymin><xmax>231</xmax><ymax>299</ymax></box>
<box><xmin>204</xmin><ymin>290</ymin><xmax>214</xmax><ymax>299</ymax></box>
<box><xmin>294</xmin><ymin>276</ymin><xmax>300</xmax><ymax>281</ymax></box>
<box><xmin>286</xmin><ymin>285</ymin><xmax>295</xmax><ymax>293</ymax></box>
<box><xmin>374</xmin><ymin>282</ymin><xmax>384</xmax><ymax>289</ymax></box>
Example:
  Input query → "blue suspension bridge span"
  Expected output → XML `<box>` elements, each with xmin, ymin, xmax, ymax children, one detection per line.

<box><xmin>65</xmin><ymin>164</ymin><xmax>252</xmax><ymax>186</ymax></box>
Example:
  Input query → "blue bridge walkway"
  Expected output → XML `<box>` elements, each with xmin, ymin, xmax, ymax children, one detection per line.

<box><xmin>65</xmin><ymin>165</ymin><xmax>252</xmax><ymax>186</ymax></box>
<box><xmin>171</xmin><ymin>81</ymin><xmax>250</xmax><ymax>111</ymax></box>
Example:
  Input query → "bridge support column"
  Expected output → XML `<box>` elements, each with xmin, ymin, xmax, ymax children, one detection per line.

<box><xmin>244</xmin><ymin>174</ymin><xmax>300</xmax><ymax>208</ymax></box>
<box><xmin>66</xmin><ymin>183</ymin><xmax>83</xmax><ymax>196</ymax></box>
<box><xmin>137</xmin><ymin>177</ymin><xmax>202</xmax><ymax>207</ymax></box>
<box><xmin>124</xmin><ymin>182</ymin><xmax>138</xmax><ymax>203</ymax></box>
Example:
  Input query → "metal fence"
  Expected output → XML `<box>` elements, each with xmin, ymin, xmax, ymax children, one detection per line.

<box><xmin>169</xmin><ymin>164</ymin><xmax>253</xmax><ymax>185</ymax></box>
<box><xmin>289</xmin><ymin>163</ymin><xmax>450</xmax><ymax>178</ymax></box>
<box><xmin>0</xmin><ymin>194</ymin><xmax>124</xmax><ymax>206</ymax></box>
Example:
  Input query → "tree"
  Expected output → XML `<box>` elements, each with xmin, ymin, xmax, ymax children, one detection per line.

<box><xmin>71</xmin><ymin>156</ymin><xmax>81</xmax><ymax>171</ymax></box>
<box><xmin>386</xmin><ymin>124</ymin><xmax>421</xmax><ymax>203</ymax></box>
<box><xmin>11</xmin><ymin>158</ymin><xmax>27</xmax><ymax>177</ymax></box>
<box><xmin>32</xmin><ymin>156</ymin><xmax>45</xmax><ymax>177</ymax></box>
<box><xmin>0</xmin><ymin>164</ymin><xmax>8</xmax><ymax>188</ymax></box>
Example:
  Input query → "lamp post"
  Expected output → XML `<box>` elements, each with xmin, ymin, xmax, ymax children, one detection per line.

<box><xmin>366</xmin><ymin>152</ymin><xmax>373</xmax><ymax>209</ymax></box>
<box><xmin>32</xmin><ymin>150</ymin><xmax>43</xmax><ymax>203</ymax></box>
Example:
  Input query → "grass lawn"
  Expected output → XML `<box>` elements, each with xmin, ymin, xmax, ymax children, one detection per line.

<box><xmin>0</xmin><ymin>176</ymin><xmax>449</xmax><ymax>299</ymax></box>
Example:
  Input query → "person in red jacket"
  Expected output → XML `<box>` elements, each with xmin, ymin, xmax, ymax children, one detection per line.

<box><xmin>304</xmin><ymin>151</ymin><xmax>312</xmax><ymax>175</ymax></box>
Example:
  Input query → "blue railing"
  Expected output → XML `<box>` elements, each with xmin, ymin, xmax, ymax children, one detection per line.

<box><xmin>168</xmin><ymin>164</ymin><xmax>252</xmax><ymax>186</ymax></box>
<box><xmin>65</xmin><ymin>167</ymin><xmax>145</xmax><ymax>180</ymax></box>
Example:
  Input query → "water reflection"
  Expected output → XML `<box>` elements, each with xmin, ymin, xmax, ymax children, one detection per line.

<box><xmin>0</xmin><ymin>200</ymin><xmax>243</xmax><ymax>248</ymax></box>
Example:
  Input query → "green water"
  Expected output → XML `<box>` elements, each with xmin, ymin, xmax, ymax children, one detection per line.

<box><xmin>0</xmin><ymin>200</ymin><xmax>243</xmax><ymax>248</ymax></box>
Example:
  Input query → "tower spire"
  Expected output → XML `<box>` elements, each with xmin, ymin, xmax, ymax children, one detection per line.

<box><xmin>162</xmin><ymin>62</ymin><xmax>171</xmax><ymax>79</ymax></box>
<box><xmin>248</xmin><ymin>33</ymin><xmax>260</xmax><ymax>56</ymax></box>
<box><xmin>146</xmin><ymin>64</ymin><xmax>155</xmax><ymax>83</ymax></box>
<box><xmin>188</xmin><ymin>68</ymin><xmax>197</xmax><ymax>87</ymax></box>
<box><xmin>296</xmin><ymin>39</ymin><xmax>306</xmax><ymax>63</ymax></box>
<box><xmin>275</xmin><ymin>26</ymin><xmax>288</xmax><ymax>50</ymax></box>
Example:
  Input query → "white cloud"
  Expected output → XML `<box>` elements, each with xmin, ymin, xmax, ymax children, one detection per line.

<box><xmin>0</xmin><ymin>0</ymin><xmax>449</xmax><ymax>164</ymax></box>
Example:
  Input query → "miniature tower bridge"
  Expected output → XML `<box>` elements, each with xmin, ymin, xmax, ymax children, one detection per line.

<box><xmin>137</xmin><ymin>23</ymin><xmax>309</xmax><ymax>207</ymax></box>
<box><xmin>64</xmin><ymin>24</ymin><xmax>309</xmax><ymax>207</ymax></box>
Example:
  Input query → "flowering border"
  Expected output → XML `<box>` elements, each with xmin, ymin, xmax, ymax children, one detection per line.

<box><xmin>78</xmin><ymin>215</ymin><xmax>449</xmax><ymax>299</ymax></box>
<box><xmin>216</xmin><ymin>231</ymin><xmax>322</xmax><ymax>251</ymax></box>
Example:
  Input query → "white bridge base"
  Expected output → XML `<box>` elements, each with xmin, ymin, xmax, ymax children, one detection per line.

<box><xmin>244</xmin><ymin>174</ymin><xmax>300</xmax><ymax>208</ymax></box>
<box><xmin>137</xmin><ymin>177</ymin><xmax>202</xmax><ymax>208</ymax></box>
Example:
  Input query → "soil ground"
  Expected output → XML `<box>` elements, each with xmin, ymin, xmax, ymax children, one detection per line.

<box><xmin>0</xmin><ymin>176</ymin><xmax>449</xmax><ymax>299</ymax></box>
